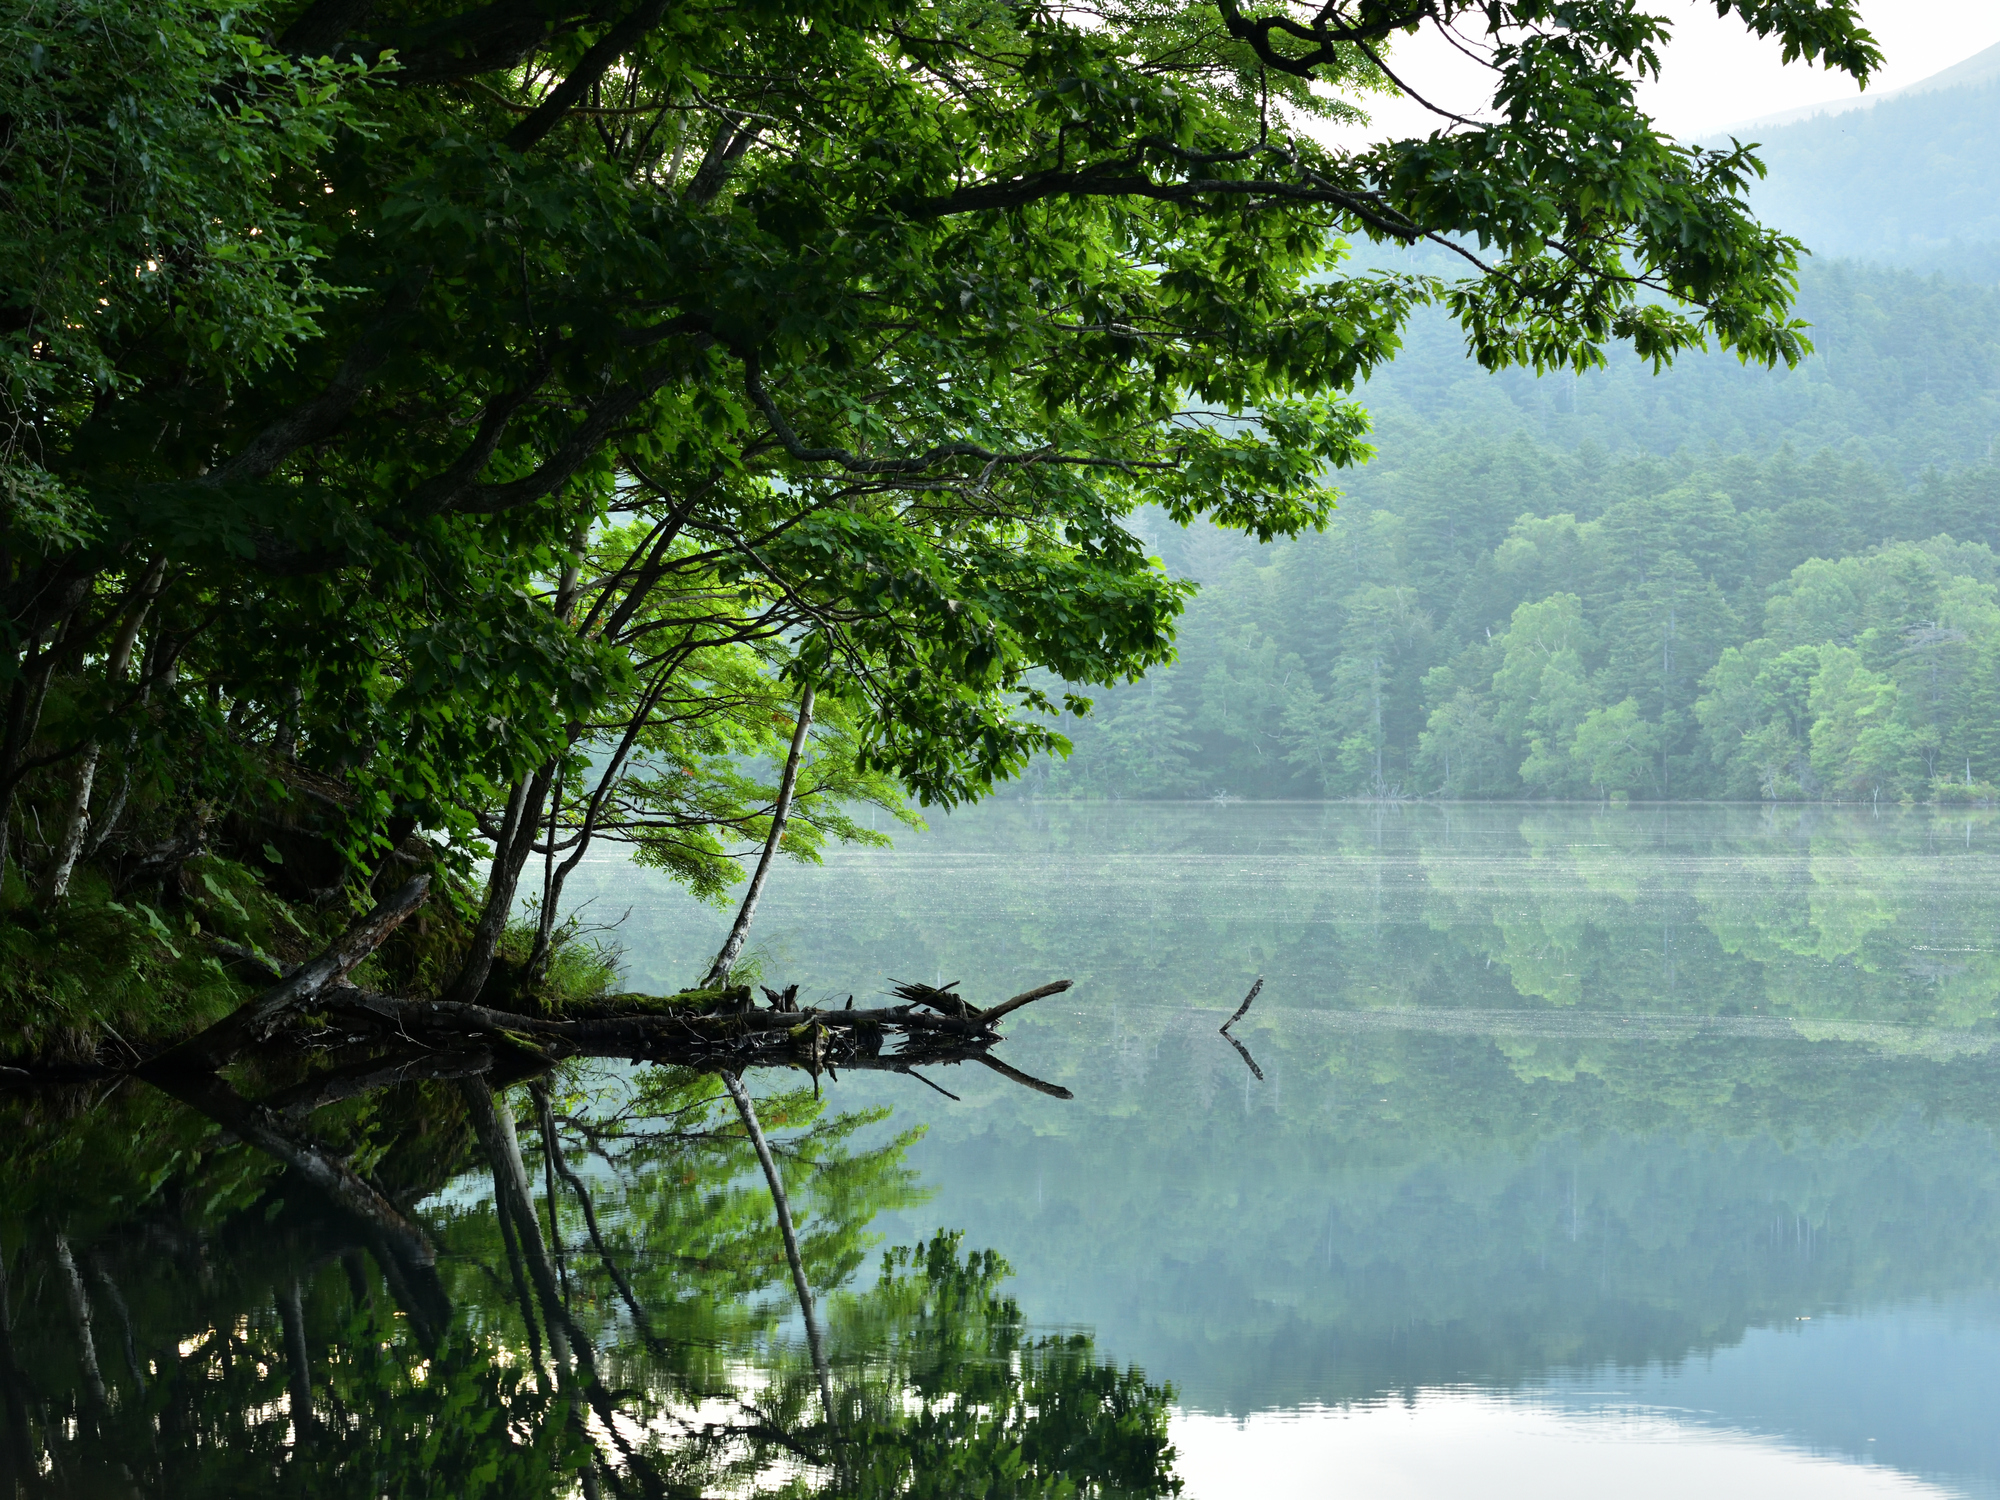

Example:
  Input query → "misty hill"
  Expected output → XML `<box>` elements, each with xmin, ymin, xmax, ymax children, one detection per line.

<box><xmin>1724</xmin><ymin>36</ymin><xmax>2000</xmax><ymax>132</ymax></box>
<box><xmin>1029</xmin><ymin>236</ymin><xmax>2000</xmax><ymax>804</ymax></box>
<box><xmin>1354</xmin><ymin>258</ymin><xmax>2000</xmax><ymax>478</ymax></box>
<box><xmin>1017</xmin><ymin>45</ymin><xmax>2000</xmax><ymax>804</ymax></box>
<box><xmin>1723</xmin><ymin>60</ymin><xmax>2000</xmax><ymax>283</ymax></box>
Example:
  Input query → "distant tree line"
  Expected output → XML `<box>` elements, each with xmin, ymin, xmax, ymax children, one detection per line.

<box><xmin>1036</xmin><ymin>439</ymin><xmax>2000</xmax><ymax>802</ymax></box>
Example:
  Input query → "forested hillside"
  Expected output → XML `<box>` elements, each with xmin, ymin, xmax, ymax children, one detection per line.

<box><xmin>1733</xmin><ymin>72</ymin><xmax>2000</xmax><ymax>284</ymax></box>
<box><xmin>1353</xmin><ymin>257</ymin><xmax>2000</xmax><ymax>474</ymax></box>
<box><xmin>1034</xmin><ymin>259</ymin><xmax>2000</xmax><ymax>803</ymax></box>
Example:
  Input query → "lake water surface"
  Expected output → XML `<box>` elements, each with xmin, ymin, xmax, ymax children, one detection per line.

<box><xmin>585</xmin><ymin>801</ymin><xmax>2000</xmax><ymax>1499</ymax></box>
<box><xmin>9</xmin><ymin>802</ymin><xmax>2000</xmax><ymax>1497</ymax></box>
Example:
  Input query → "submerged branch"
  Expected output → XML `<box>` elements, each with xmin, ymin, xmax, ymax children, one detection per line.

<box><xmin>1220</xmin><ymin>977</ymin><xmax>1263</xmax><ymax>1034</ymax></box>
<box><xmin>313</xmin><ymin>976</ymin><xmax>1076</xmax><ymax>1083</ymax></box>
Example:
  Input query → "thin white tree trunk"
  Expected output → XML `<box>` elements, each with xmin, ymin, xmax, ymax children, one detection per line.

<box><xmin>54</xmin><ymin>1235</ymin><xmax>106</xmax><ymax>1414</ymax></box>
<box><xmin>45</xmin><ymin>559</ymin><xmax>165</xmax><ymax>901</ymax></box>
<box><xmin>704</xmin><ymin>683</ymin><xmax>814</xmax><ymax>987</ymax></box>
<box><xmin>723</xmin><ymin>1069</ymin><xmax>834</xmax><ymax>1418</ymax></box>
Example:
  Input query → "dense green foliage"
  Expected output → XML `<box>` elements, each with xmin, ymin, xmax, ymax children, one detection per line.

<box><xmin>0</xmin><ymin>0</ymin><xmax>1886</xmax><ymax>1033</ymax></box>
<box><xmin>1032</xmin><ymin>257</ymin><xmax>2000</xmax><ymax>801</ymax></box>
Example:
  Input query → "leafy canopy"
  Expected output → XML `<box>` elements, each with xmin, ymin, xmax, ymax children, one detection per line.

<box><xmin>0</xmin><ymin>0</ymin><xmax>1879</xmax><ymax>907</ymax></box>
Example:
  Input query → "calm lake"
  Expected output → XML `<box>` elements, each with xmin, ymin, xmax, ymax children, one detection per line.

<box><xmin>10</xmin><ymin>802</ymin><xmax>2000</xmax><ymax>1497</ymax></box>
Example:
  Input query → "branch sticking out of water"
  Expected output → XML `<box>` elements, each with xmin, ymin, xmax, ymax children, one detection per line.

<box><xmin>1220</xmin><ymin>977</ymin><xmax>1264</xmax><ymax>1035</ymax></box>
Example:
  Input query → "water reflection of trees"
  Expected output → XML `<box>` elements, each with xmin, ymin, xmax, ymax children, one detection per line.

<box><xmin>641</xmin><ymin>803</ymin><xmax>2000</xmax><ymax>1033</ymax></box>
<box><xmin>0</xmin><ymin>1065</ymin><xmax>1180</xmax><ymax>1497</ymax></box>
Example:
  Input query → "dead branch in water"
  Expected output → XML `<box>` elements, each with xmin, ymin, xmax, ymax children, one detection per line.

<box><xmin>15</xmin><ymin>964</ymin><xmax>1078</xmax><ymax>1130</ymax></box>
<box><xmin>1220</xmin><ymin>977</ymin><xmax>1263</xmax><ymax>1035</ymax></box>
<box><xmin>309</xmin><ymin>977</ymin><xmax>1076</xmax><ymax>1087</ymax></box>
<box><xmin>1223</xmin><ymin>1030</ymin><xmax>1266</xmax><ymax>1082</ymax></box>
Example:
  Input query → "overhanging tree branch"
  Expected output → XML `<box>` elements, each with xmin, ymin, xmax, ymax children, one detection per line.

<box><xmin>741</xmin><ymin>357</ymin><xmax>1181</xmax><ymax>476</ymax></box>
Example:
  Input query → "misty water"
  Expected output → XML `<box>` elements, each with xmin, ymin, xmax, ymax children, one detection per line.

<box><xmin>588</xmin><ymin>800</ymin><xmax>2000</xmax><ymax>1499</ymax></box>
<box><xmin>13</xmin><ymin>801</ymin><xmax>2000</xmax><ymax>1497</ymax></box>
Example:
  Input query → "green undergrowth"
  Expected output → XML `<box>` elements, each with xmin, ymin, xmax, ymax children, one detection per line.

<box><xmin>355</xmin><ymin>897</ymin><xmax>625</xmax><ymax>1017</ymax></box>
<box><xmin>1</xmin><ymin>852</ymin><xmax>628</xmax><ymax>1062</ymax></box>
<box><xmin>0</xmin><ymin>853</ymin><xmax>334</xmax><ymax>1063</ymax></box>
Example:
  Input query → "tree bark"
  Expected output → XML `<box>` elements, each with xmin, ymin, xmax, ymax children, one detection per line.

<box><xmin>704</xmin><ymin>684</ymin><xmax>814</xmax><ymax>987</ymax></box>
<box><xmin>445</xmin><ymin>765</ymin><xmax>554</xmax><ymax>1006</ymax></box>
<box><xmin>277</xmin><ymin>1277</ymin><xmax>315</xmax><ymax>1441</ymax></box>
<box><xmin>45</xmin><ymin>558</ymin><xmax>167</xmax><ymax>902</ymax></box>
<box><xmin>88</xmin><ymin>1256</ymin><xmax>147</xmax><ymax>1392</ymax></box>
<box><xmin>0</xmin><ymin>582</ymin><xmax>80</xmax><ymax>886</ymax></box>
<box><xmin>0</xmin><ymin>1249</ymin><xmax>38</xmax><ymax>1488</ymax></box>
<box><xmin>459</xmin><ymin>1077</ymin><xmax>573</xmax><ymax>1369</ymax></box>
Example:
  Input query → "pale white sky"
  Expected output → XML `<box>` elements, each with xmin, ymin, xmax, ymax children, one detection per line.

<box><xmin>1344</xmin><ymin>0</ymin><xmax>2000</xmax><ymax>141</ymax></box>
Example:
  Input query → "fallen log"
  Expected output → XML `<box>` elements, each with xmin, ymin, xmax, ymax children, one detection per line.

<box><xmin>146</xmin><ymin>875</ymin><xmax>431</xmax><ymax>1073</ymax></box>
<box><xmin>8</xmin><ymin>953</ymin><xmax>1078</xmax><ymax>1115</ymax></box>
<box><xmin>321</xmin><ymin>978</ymin><xmax>1069</xmax><ymax>1050</ymax></box>
<box><xmin>305</xmin><ymin>976</ymin><xmax>1078</xmax><ymax>1094</ymax></box>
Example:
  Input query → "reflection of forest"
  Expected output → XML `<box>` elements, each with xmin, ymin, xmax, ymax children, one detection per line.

<box><xmin>577</xmin><ymin>803</ymin><xmax>2000</xmax><ymax>1416</ymax></box>
<box><xmin>599</xmin><ymin>802</ymin><xmax>2000</xmax><ymax>1030</ymax></box>
<box><xmin>0</xmin><ymin>1069</ymin><xmax>1179</xmax><ymax>1496</ymax></box>
<box><xmin>855</xmin><ymin>1015</ymin><xmax>2000</xmax><ymax>1416</ymax></box>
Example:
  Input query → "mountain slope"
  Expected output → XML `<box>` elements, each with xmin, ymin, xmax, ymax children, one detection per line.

<box><xmin>1353</xmin><ymin>259</ymin><xmax>2000</xmax><ymax>478</ymax></box>
<box><xmin>1724</xmin><ymin>75</ymin><xmax>2000</xmax><ymax>282</ymax></box>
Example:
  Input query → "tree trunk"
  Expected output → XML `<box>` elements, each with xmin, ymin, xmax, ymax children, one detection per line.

<box><xmin>277</xmin><ymin>1277</ymin><xmax>315</xmax><ymax>1441</ymax></box>
<box><xmin>54</xmin><ymin>1235</ymin><xmax>108</xmax><ymax>1420</ymax></box>
<box><xmin>0</xmin><ymin>1249</ymin><xmax>37</xmax><ymax>1485</ymax></box>
<box><xmin>85</xmin><ymin>1256</ymin><xmax>147</xmax><ymax>1395</ymax></box>
<box><xmin>524</xmin><ymin>662</ymin><xmax>676</xmax><ymax>984</ymax></box>
<box><xmin>704</xmin><ymin>684</ymin><xmax>814</xmax><ymax>987</ymax></box>
<box><xmin>45</xmin><ymin>559</ymin><xmax>166</xmax><ymax>902</ymax></box>
<box><xmin>0</xmin><ymin>570</ymin><xmax>93</xmax><ymax>888</ymax></box>
<box><xmin>445</xmin><ymin>764</ymin><xmax>554</xmax><ymax>1006</ymax></box>
<box><xmin>458</xmin><ymin>1077</ymin><xmax>573</xmax><ymax>1370</ymax></box>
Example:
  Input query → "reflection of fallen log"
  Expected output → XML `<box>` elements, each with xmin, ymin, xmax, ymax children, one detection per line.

<box><xmin>148</xmin><ymin>1070</ymin><xmax>442</xmax><ymax>1272</ymax></box>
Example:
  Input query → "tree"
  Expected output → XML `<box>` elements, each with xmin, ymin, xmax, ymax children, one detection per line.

<box><xmin>1571</xmin><ymin>697</ymin><xmax>1661</xmax><ymax>800</ymax></box>
<box><xmin>1</xmin><ymin>0</ymin><xmax>1883</xmax><ymax>1007</ymax></box>
<box><xmin>1485</xmin><ymin>592</ymin><xmax>1596</xmax><ymax>792</ymax></box>
<box><xmin>1808</xmin><ymin>646</ymin><xmax>1911</xmax><ymax>801</ymax></box>
<box><xmin>1414</xmin><ymin>685</ymin><xmax>1506</xmax><ymax>796</ymax></box>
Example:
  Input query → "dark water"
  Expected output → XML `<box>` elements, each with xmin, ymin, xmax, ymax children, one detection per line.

<box><xmin>8</xmin><ymin>803</ymin><xmax>2000</xmax><ymax>1497</ymax></box>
